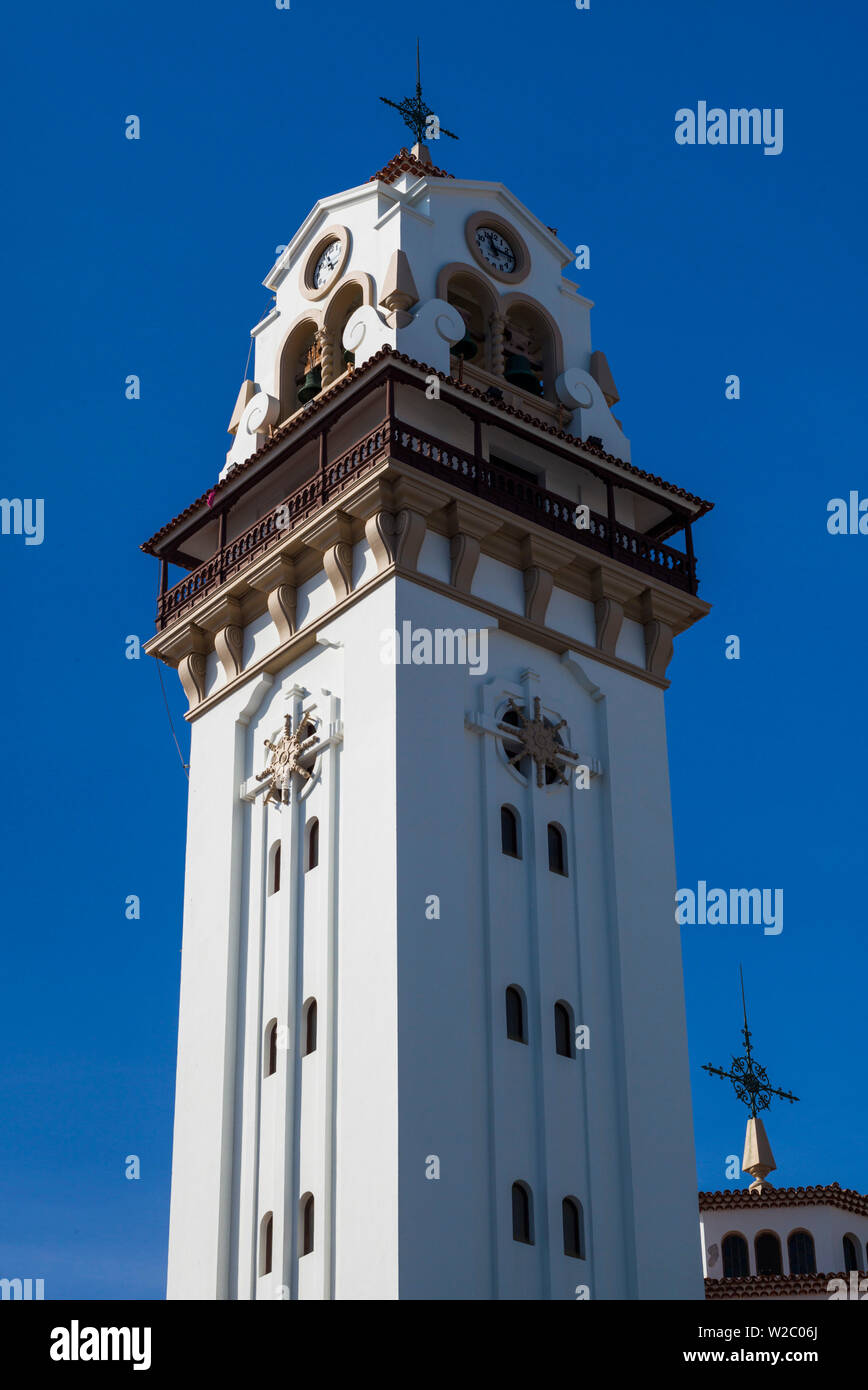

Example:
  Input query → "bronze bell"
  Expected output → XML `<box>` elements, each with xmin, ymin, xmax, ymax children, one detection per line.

<box><xmin>453</xmin><ymin>333</ymin><xmax>478</xmax><ymax>360</ymax></box>
<box><xmin>297</xmin><ymin>363</ymin><xmax>322</xmax><ymax>404</ymax></box>
<box><xmin>504</xmin><ymin>353</ymin><xmax>542</xmax><ymax>395</ymax></box>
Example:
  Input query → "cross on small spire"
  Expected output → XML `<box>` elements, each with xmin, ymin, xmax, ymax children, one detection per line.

<box><xmin>702</xmin><ymin>966</ymin><xmax>800</xmax><ymax>1119</ymax></box>
<box><xmin>380</xmin><ymin>39</ymin><xmax>459</xmax><ymax>146</ymax></box>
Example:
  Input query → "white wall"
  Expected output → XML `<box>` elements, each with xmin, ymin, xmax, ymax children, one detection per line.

<box><xmin>167</xmin><ymin>548</ymin><xmax>702</xmax><ymax>1299</ymax></box>
<box><xmin>702</xmin><ymin>1201</ymin><xmax>868</xmax><ymax>1278</ymax></box>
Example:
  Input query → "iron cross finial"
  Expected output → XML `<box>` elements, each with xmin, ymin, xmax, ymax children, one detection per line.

<box><xmin>702</xmin><ymin>966</ymin><xmax>800</xmax><ymax>1119</ymax></box>
<box><xmin>379</xmin><ymin>39</ymin><xmax>459</xmax><ymax>146</ymax></box>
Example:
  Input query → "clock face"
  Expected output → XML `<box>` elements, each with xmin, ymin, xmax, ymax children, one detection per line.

<box><xmin>475</xmin><ymin>226</ymin><xmax>517</xmax><ymax>274</ymax></box>
<box><xmin>313</xmin><ymin>239</ymin><xmax>342</xmax><ymax>289</ymax></box>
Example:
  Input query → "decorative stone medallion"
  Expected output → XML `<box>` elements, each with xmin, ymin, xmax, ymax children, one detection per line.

<box><xmin>255</xmin><ymin>713</ymin><xmax>318</xmax><ymax>806</ymax></box>
<box><xmin>497</xmin><ymin>696</ymin><xmax>579</xmax><ymax>788</ymax></box>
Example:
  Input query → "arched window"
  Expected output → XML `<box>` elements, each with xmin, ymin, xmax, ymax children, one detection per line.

<box><xmin>722</xmin><ymin>1233</ymin><xmax>749</xmax><ymax>1278</ymax></box>
<box><xmin>505</xmin><ymin>986</ymin><xmax>526</xmax><ymax>1043</ymax></box>
<box><xmin>260</xmin><ymin>1212</ymin><xmax>273</xmax><ymax>1277</ymax></box>
<box><xmin>439</xmin><ymin>268</ymin><xmax>497</xmax><ymax>372</ymax></box>
<box><xmin>554</xmin><ymin>1001</ymin><xmax>574</xmax><ymax>1057</ymax></box>
<box><xmin>303</xmin><ymin>999</ymin><xmax>317</xmax><ymax>1056</ymax></box>
<box><xmin>264</xmin><ymin>1019</ymin><xmax>278</xmax><ymax>1078</ymax></box>
<box><xmin>502</xmin><ymin>301</ymin><xmax>559</xmax><ymax>402</ymax></box>
<box><xmin>500</xmin><ymin>806</ymin><xmax>520</xmax><ymax>859</ymax></box>
<box><xmin>512</xmin><ymin>1181</ymin><xmax>533</xmax><ymax>1244</ymax></box>
<box><xmin>755</xmin><ymin>1230</ymin><xmax>783</xmax><ymax>1275</ymax></box>
<box><xmin>843</xmin><ymin>1235</ymin><xmax>861</xmax><ymax>1273</ymax></box>
<box><xmin>562</xmin><ymin>1197</ymin><xmax>585</xmax><ymax>1259</ymax></box>
<box><xmin>548</xmin><ymin>823</ymin><xmax>567</xmax><ymax>876</ymax></box>
<box><xmin>278</xmin><ymin>320</ymin><xmax>323</xmax><ymax>419</ymax></box>
<box><xmin>306</xmin><ymin>818</ymin><xmax>319</xmax><ymax>872</ymax></box>
<box><xmin>270</xmin><ymin>843</ymin><xmax>281</xmax><ymax>895</ymax></box>
<box><xmin>787</xmin><ymin>1230</ymin><xmax>817</xmax><ymax>1275</ymax></box>
<box><xmin>300</xmin><ymin>1193</ymin><xmax>314</xmax><ymax>1256</ymax></box>
<box><xmin>325</xmin><ymin>280</ymin><xmax>366</xmax><ymax>377</ymax></box>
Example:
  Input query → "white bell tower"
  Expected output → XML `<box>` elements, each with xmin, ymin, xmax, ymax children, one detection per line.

<box><xmin>144</xmin><ymin>135</ymin><xmax>712</xmax><ymax>1300</ymax></box>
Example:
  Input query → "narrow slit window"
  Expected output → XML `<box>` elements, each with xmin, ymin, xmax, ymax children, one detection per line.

<box><xmin>500</xmin><ymin>806</ymin><xmax>520</xmax><ymax>859</ymax></box>
<box><xmin>306</xmin><ymin>818</ymin><xmax>319</xmax><ymax>872</ymax></box>
<box><xmin>265</xmin><ymin>1019</ymin><xmax>278</xmax><ymax>1077</ymax></box>
<box><xmin>505</xmin><ymin>987</ymin><xmax>526</xmax><ymax>1043</ymax></box>
<box><xmin>512</xmin><ymin>1182</ymin><xmax>533</xmax><ymax>1244</ymax></box>
<box><xmin>300</xmin><ymin>1194</ymin><xmax>314</xmax><ymax>1256</ymax></box>
<box><xmin>260</xmin><ymin>1212</ymin><xmax>273</xmax><ymax>1276</ymax></box>
<box><xmin>554</xmin><ymin>1001</ymin><xmax>573</xmax><ymax>1057</ymax></box>
<box><xmin>303</xmin><ymin>999</ymin><xmax>317</xmax><ymax>1057</ymax></box>
<box><xmin>547</xmin><ymin>823</ymin><xmax>567</xmax><ymax>876</ymax></box>
<box><xmin>562</xmin><ymin>1197</ymin><xmax>584</xmax><ymax>1258</ymax></box>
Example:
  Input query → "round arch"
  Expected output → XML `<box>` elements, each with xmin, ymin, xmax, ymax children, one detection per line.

<box><xmin>499</xmin><ymin>290</ymin><xmax>565</xmax><ymax>400</ymax></box>
<box><xmin>322</xmin><ymin>274</ymin><xmax>374</xmax><ymax>381</ymax></box>
<box><xmin>275</xmin><ymin>310</ymin><xmax>324</xmax><ymax>420</ymax></box>
<box><xmin>436</xmin><ymin>262</ymin><xmax>500</xmax><ymax>371</ymax></box>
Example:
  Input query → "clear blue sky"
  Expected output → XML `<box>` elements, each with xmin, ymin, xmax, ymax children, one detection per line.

<box><xmin>1</xmin><ymin>0</ymin><xmax>865</xmax><ymax>1299</ymax></box>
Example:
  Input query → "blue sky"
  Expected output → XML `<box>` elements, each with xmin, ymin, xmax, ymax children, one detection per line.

<box><xmin>1</xmin><ymin>0</ymin><xmax>865</xmax><ymax>1298</ymax></box>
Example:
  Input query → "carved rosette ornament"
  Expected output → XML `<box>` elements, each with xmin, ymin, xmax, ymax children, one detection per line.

<box><xmin>497</xmin><ymin>696</ymin><xmax>580</xmax><ymax>788</ymax></box>
<box><xmin>255</xmin><ymin>713</ymin><xmax>318</xmax><ymax>806</ymax></box>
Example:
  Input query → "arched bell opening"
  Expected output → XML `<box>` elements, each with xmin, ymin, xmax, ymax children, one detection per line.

<box><xmin>439</xmin><ymin>266</ymin><xmax>499</xmax><ymax>375</ymax></box>
<box><xmin>278</xmin><ymin>317</ymin><xmax>323</xmax><ymax>421</ymax></box>
<box><xmin>446</xmin><ymin>279</ymin><xmax>491</xmax><ymax>369</ymax></box>
<box><xmin>324</xmin><ymin>280</ymin><xmax>366</xmax><ymax>381</ymax></box>
<box><xmin>502</xmin><ymin>302</ymin><xmax>557</xmax><ymax>402</ymax></box>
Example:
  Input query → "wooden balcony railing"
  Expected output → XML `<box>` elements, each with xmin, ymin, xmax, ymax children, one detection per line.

<box><xmin>156</xmin><ymin>414</ymin><xmax>696</xmax><ymax>630</ymax></box>
<box><xmin>389</xmin><ymin>420</ymin><xmax>696</xmax><ymax>593</ymax></box>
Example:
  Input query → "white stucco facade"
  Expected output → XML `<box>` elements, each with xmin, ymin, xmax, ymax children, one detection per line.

<box><xmin>165</xmin><ymin>566</ymin><xmax>702</xmax><ymax>1299</ymax></box>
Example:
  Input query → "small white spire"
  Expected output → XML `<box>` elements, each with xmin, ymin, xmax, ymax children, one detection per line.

<box><xmin>743</xmin><ymin>1115</ymin><xmax>777</xmax><ymax>1193</ymax></box>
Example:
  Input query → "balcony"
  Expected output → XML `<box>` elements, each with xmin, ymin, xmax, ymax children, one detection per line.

<box><xmin>153</xmin><ymin>402</ymin><xmax>700</xmax><ymax>633</ymax></box>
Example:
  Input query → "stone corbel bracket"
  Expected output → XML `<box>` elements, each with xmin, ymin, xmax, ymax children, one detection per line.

<box><xmin>198</xmin><ymin>595</ymin><xmax>246</xmax><ymax>683</ymax></box>
<box><xmin>590</xmin><ymin>567</ymin><xmax>637</xmax><ymax>658</ymax></box>
<box><xmin>442</xmin><ymin>498</ymin><xmax>503</xmax><ymax>593</ymax></box>
<box><xmin>519</xmin><ymin>534</ymin><xmax>576</xmax><ymax>627</ymax></box>
<box><xmin>639</xmin><ymin>588</ymin><xmax>696</xmax><ymax>678</ymax></box>
<box><xmin>305</xmin><ymin>512</ymin><xmax>355</xmax><ymax>602</ymax></box>
<box><xmin>248</xmin><ymin>555</ymin><xmax>297</xmax><ymax>645</ymax></box>
<box><xmin>345</xmin><ymin>472</ymin><xmax>450</xmax><ymax>576</ymax></box>
<box><xmin>153</xmin><ymin>622</ymin><xmax>213</xmax><ymax>711</ymax></box>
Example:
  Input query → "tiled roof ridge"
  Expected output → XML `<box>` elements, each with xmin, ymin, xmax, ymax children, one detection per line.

<box><xmin>370</xmin><ymin>147</ymin><xmax>454</xmax><ymax>184</ymax></box>
<box><xmin>699</xmin><ymin>1182</ymin><xmax>868</xmax><ymax>1217</ymax></box>
<box><xmin>141</xmin><ymin>347</ymin><xmax>712</xmax><ymax>553</ymax></box>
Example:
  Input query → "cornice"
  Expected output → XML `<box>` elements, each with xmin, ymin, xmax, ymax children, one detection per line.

<box><xmin>145</xmin><ymin>458</ymin><xmax>711</xmax><ymax>720</ymax></box>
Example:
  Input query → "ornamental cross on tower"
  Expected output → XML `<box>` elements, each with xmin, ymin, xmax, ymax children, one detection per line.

<box><xmin>380</xmin><ymin>40</ymin><xmax>459</xmax><ymax>146</ymax></box>
<box><xmin>703</xmin><ymin>967</ymin><xmax>800</xmax><ymax>1119</ymax></box>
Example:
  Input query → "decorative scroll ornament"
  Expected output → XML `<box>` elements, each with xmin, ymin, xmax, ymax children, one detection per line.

<box><xmin>255</xmin><ymin>713</ymin><xmax>318</xmax><ymax>806</ymax></box>
<box><xmin>497</xmin><ymin>696</ymin><xmax>580</xmax><ymax>788</ymax></box>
